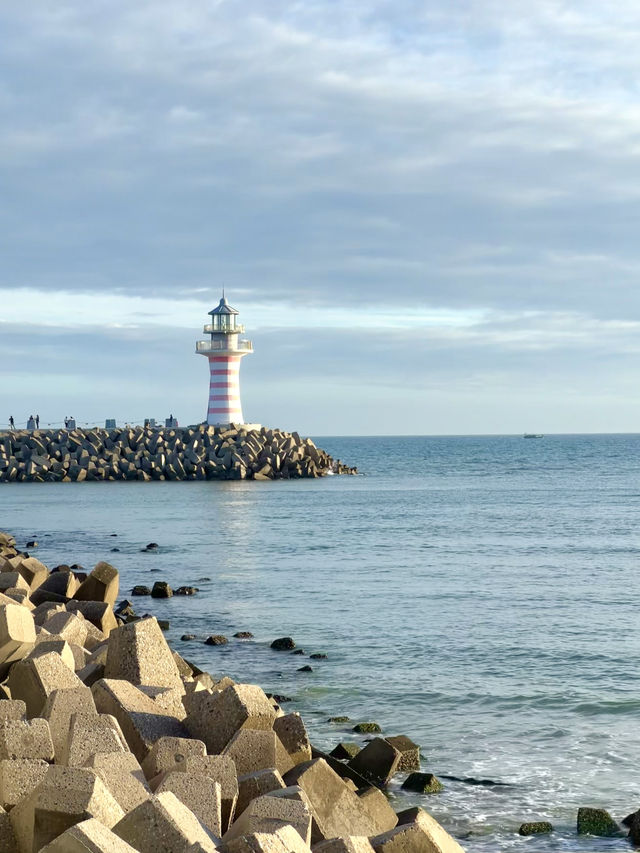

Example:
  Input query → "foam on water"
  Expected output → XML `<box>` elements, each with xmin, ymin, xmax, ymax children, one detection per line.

<box><xmin>2</xmin><ymin>433</ymin><xmax>640</xmax><ymax>851</ymax></box>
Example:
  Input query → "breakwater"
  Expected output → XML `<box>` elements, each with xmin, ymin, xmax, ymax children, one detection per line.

<box><xmin>0</xmin><ymin>426</ymin><xmax>356</xmax><ymax>483</ymax></box>
<box><xmin>0</xmin><ymin>527</ymin><xmax>465</xmax><ymax>852</ymax></box>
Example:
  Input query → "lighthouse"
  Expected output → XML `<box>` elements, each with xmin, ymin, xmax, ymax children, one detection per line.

<box><xmin>195</xmin><ymin>296</ymin><xmax>253</xmax><ymax>426</ymax></box>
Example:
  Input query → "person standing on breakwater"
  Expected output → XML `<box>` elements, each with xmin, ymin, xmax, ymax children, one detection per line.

<box><xmin>27</xmin><ymin>415</ymin><xmax>35</xmax><ymax>430</ymax></box>
<box><xmin>8</xmin><ymin>416</ymin><xmax>14</xmax><ymax>430</ymax></box>
<box><xmin>35</xmin><ymin>414</ymin><xmax>40</xmax><ymax>429</ymax></box>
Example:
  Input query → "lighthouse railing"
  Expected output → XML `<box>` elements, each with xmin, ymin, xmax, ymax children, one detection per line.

<box><xmin>196</xmin><ymin>339</ymin><xmax>253</xmax><ymax>354</ymax></box>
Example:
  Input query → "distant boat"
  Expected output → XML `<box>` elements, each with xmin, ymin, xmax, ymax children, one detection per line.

<box><xmin>523</xmin><ymin>433</ymin><xmax>544</xmax><ymax>439</ymax></box>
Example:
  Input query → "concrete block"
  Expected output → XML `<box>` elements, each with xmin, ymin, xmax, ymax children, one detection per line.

<box><xmin>185</xmin><ymin>683</ymin><xmax>277</xmax><ymax>754</ymax></box>
<box><xmin>185</xmin><ymin>754</ymin><xmax>239</xmax><ymax>832</ymax></box>
<box><xmin>236</xmin><ymin>769</ymin><xmax>286</xmax><ymax>819</ymax></box>
<box><xmin>9</xmin><ymin>765</ymin><xmax>124</xmax><ymax>853</ymax></box>
<box><xmin>112</xmin><ymin>791</ymin><xmax>218</xmax><ymax>852</ymax></box>
<box><xmin>104</xmin><ymin>618</ymin><xmax>182</xmax><ymax>689</ymax></box>
<box><xmin>15</xmin><ymin>557</ymin><xmax>48</xmax><ymax>591</ymax></box>
<box><xmin>38</xmin><ymin>817</ymin><xmax>138</xmax><ymax>852</ymax></box>
<box><xmin>138</xmin><ymin>684</ymin><xmax>187</xmax><ymax>719</ymax></box>
<box><xmin>0</xmin><ymin>573</ymin><xmax>30</xmax><ymax>594</ymax></box>
<box><xmin>0</xmin><ymin>603</ymin><xmax>36</xmax><ymax>672</ymax></box>
<box><xmin>8</xmin><ymin>651</ymin><xmax>84</xmax><ymax>717</ymax></box>
<box><xmin>73</xmin><ymin>562</ymin><xmax>119</xmax><ymax>606</ymax></box>
<box><xmin>42</xmin><ymin>686</ymin><xmax>97</xmax><ymax>760</ymax></box>
<box><xmin>380</xmin><ymin>737</ymin><xmax>419</xmax><ymax>772</ymax></box>
<box><xmin>157</xmin><ymin>771</ymin><xmax>222</xmax><ymax>837</ymax></box>
<box><xmin>284</xmin><ymin>759</ymin><xmax>395</xmax><ymax>843</ymax></box>
<box><xmin>35</xmin><ymin>571</ymin><xmax>79</xmax><ymax>600</ymax></box>
<box><xmin>348</xmin><ymin>739</ymin><xmax>401</xmax><ymax>787</ymax></box>
<box><xmin>28</xmin><ymin>638</ymin><xmax>76</xmax><ymax>672</ymax></box>
<box><xmin>356</xmin><ymin>788</ymin><xmax>397</xmax><ymax>834</ymax></box>
<box><xmin>42</xmin><ymin>611</ymin><xmax>88</xmax><ymax>648</ymax></box>
<box><xmin>60</xmin><ymin>712</ymin><xmax>129</xmax><ymax>766</ymax></box>
<box><xmin>31</xmin><ymin>603</ymin><xmax>65</xmax><ymax>627</ymax></box>
<box><xmin>224</xmin><ymin>825</ymin><xmax>312</xmax><ymax>853</ymax></box>
<box><xmin>0</xmin><ymin>719</ymin><xmax>54</xmax><ymax>761</ymax></box>
<box><xmin>224</xmin><ymin>729</ymin><xmax>278</xmax><ymax>776</ymax></box>
<box><xmin>313</xmin><ymin>839</ymin><xmax>375</xmax><ymax>853</ymax></box>
<box><xmin>85</xmin><ymin>752</ymin><xmax>152</xmax><ymax>812</ymax></box>
<box><xmin>0</xmin><ymin>804</ymin><xmax>18</xmax><ymax>853</ymax></box>
<box><xmin>67</xmin><ymin>601</ymin><xmax>117</xmax><ymax>639</ymax></box>
<box><xmin>92</xmin><ymin>678</ymin><xmax>189</xmax><ymax>761</ymax></box>
<box><xmin>0</xmin><ymin>759</ymin><xmax>48</xmax><ymax>809</ymax></box>
<box><xmin>274</xmin><ymin>713</ymin><xmax>312</xmax><ymax>767</ymax></box>
<box><xmin>141</xmin><ymin>736</ymin><xmax>206</xmax><ymax>780</ymax></box>
<box><xmin>370</xmin><ymin>809</ymin><xmax>465</xmax><ymax>853</ymax></box>
<box><xmin>0</xmin><ymin>699</ymin><xmax>26</xmax><ymax>722</ymax></box>
<box><xmin>223</xmin><ymin>791</ymin><xmax>312</xmax><ymax>845</ymax></box>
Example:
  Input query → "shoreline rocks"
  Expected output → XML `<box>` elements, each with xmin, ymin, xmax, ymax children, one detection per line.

<box><xmin>0</xmin><ymin>425</ymin><xmax>357</xmax><ymax>483</ymax></box>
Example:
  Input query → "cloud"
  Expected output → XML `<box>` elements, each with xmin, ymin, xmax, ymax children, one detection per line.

<box><xmin>2</xmin><ymin>1</ymin><xmax>640</xmax><ymax>431</ymax></box>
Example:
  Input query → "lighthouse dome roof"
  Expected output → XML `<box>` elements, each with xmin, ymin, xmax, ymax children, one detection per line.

<box><xmin>208</xmin><ymin>296</ymin><xmax>239</xmax><ymax>316</ymax></box>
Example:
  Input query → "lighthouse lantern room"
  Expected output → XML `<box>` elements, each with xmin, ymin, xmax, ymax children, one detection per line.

<box><xmin>196</xmin><ymin>296</ymin><xmax>253</xmax><ymax>426</ymax></box>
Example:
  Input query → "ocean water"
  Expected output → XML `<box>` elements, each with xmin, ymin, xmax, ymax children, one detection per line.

<box><xmin>2</xmin><ymin>433</ymin><xmax>640</xmax><ymax>852</ymax></box>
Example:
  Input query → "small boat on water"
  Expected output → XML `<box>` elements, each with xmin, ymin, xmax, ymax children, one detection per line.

<box><xmin>523</xmin><ymin>433</ymin><xmax>544</xmax><ymax>439</ymax></box>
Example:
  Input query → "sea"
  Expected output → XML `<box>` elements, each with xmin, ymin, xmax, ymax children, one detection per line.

<box><xmin>2</xmin><ymin>433</ymin><xmax>639</xmax><ymax>852</ymax></box>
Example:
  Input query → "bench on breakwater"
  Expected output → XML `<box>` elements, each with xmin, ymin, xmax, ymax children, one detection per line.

<box><xmin>0</xmin><ymin>425</ymin><xmax>357</xmax><ymax>483</ymax></box>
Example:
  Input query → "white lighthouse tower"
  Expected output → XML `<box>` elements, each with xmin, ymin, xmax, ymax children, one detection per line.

<box><xmin>195</xmin><ymin>296</ymin><xmax>253</xmax><ymax>426</ymax></box>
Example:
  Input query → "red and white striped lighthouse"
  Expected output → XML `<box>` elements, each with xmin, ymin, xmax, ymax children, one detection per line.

<box><xmin>196</xmin><ymin>296</ymin><xmax>253</xmax><ymax>426</ymax></box>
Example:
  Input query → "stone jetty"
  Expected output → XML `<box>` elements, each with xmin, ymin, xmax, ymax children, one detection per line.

<box><xmin>0</xmin><ymin>528</ymin><xmax>464</xmax><ymax>852</ymax></box>
<box><xmin>0</xmin><ymin>426</ymin><xmax>357</xmax><ymax>483</ymax></box>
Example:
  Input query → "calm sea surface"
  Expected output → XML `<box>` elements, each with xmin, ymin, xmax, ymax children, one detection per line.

<box><xmin>2</xmin><ymin>434</ymin><xmax>640</xmax><ymax>852</ymax></box>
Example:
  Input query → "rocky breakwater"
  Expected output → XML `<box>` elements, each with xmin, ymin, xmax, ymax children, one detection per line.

<box><xmin>0</xmin><ymin>425</ymin><xmax>357</xmax><ymax>483</ymax></box>
<box><xmin>0</xmin><ymin>527</ymin><xmax>463</xmax><ymax>853</ymax></box>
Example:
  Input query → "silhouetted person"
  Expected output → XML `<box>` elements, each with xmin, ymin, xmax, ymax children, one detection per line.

<box><xmin>8</xmin><ymin>416</ymin><xmax>14</xmax><ymax>430</ymax></box>
<box><xmin>27</xmin><ymin>415</ymin><xmax>35</xmax><ymax>431</ymax></box>
<box><xmin>35</xmin><ymin>414</ymin><xmax>39</xmax><ymax>429</ymax></box>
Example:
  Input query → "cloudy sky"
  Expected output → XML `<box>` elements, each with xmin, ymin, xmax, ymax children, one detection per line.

<box><xmin>3</xmin><ymin>1</ymin><xmax>640</xmax><ymax>435</ymax></box>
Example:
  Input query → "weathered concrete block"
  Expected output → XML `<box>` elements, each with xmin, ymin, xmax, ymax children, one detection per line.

<box><xmin>224</xmin><ymin>825</ymin><xmax>312</xmax><ymax>853</ymax></box>
<box><xmin>8</xmin><ymin>651</ymin><xmax>84</xmax><ymax>717</ymax></box>
<box><xmin>15</xmin><ymin>557</ymin><xmax>48</xmax><ymax>591</ymax></box>
<box><xmin>0</xmin><ymin>719</ymin><xmax>54</xmax><ymax>761</ymax></box>
<box><xmin>347</xmin><ymin>739</ymin><xmax>400</xmax><ymax>787</ymax></box>
<box><xmin>67</xmin><ymin>601</ymin><xmax>116</xmax><ymax>639</ymax></box>
<box><xmin>0</xmin><ymin>603</ymin><xmax>36</xmax><ymax>672</ymax></box>
<box><xmin>42</xmin><ymin>611</ymin><xmax>88</xmax><ymax>648</ymax></box>
<box><xmin>0</xmin><ymin>573</ymin><xmax>30</xmax><ymax>594</ymax></box>
<box><xmin>224</xmin><ymin>729</ymin><xmax>279</xmax><ymax>776</ymax></box>
<box><xmin>92</xmin><ymin>678</ymin><xmax>189</xmax><ymax>761</ymax></box>
<box><xmin>0</xmin><ymin>804</ymin><xmax>18</xmax><ymax>853</ymax></box>
<box><xmin>73</xmin><ymin>562</ymin><xmax>119</xmax><ymax>606</ymax></box>
<box><xmin>157</xmin><ymin>771</ymin><xmax>222</xmax><ymax>837</ymax></box>
<box><xmin>42</xmin><ymin>686</ymin><xmax>97</xmax><ymax>760</ymax></box>
<box><xmin>236</xmin><ymin>769</ymin><xmax>286</xmax><ymax>819</ymax></box>
<box><xmin>112</xmin><ymin>791</ymin><xmax>217</xmax><ymax>852</ymax></box>
<box><xmin>274</xmin><ymin>713</ymin><xmax>312</xmax><ymax>767</ymax></box>
<box><xmin>35</xmin><ymin>571</ymin><xmax>79</xmax><ymax>601</ymax></box>
<box><xmin>370</xmin><ymin>809</ymin><xmax>465</xmax><ymax>853</ymax></box>
<box><xmin>38</xmin><ymin>817</ymin><xmax>138</xmax><ymax>852</ymax></box>
<box><xmin>313</xmin><ymin>837</ymin><xmax>375</xmax><ymax>853</ymax></box>
<box><xmin>104</xmin><ymin>618</ymin><xmax>182</xmax><ymax>689</ymax></box>
<box><xmin>185</xmin><ymin>683</ymin><xmax>277</xmax><ymax>754</ymax></box>
<box><xmin>85</xmin><ymin>752</ymin><xmax>152</xmax><ymax>812</ymax></box>
<box><xmin>284</xmin><ymin>759</ymin><xmax>393</xmax><ymax>843</ymax></box>
<box><xmin>0</xmin><ymin>699</ymin><xmax>26</xmax><ymax>722</ymax></box>
<box><xmin>177</xmin><ymin>755</ymin><xmax>236</xmax><ymax>835</ymax></box>
<box><xmin>28</xmin><ymin>638</ymin><xmax>76</xmax><ymax>672</ymax></box>
<box><xmin>356</xmin><ymin>788</ymin><xmax>397</xmax><ymax>834</ymax></box>
<box><xmin>384</xmin><ymin>736</ymin><xmax>420</xmax><ymax>773</ymax></box>
<box><xmin>138</xmin><ymin>684</ymin><xmax>187</xmax><ymax>719</ymax></box>
<box><xmin>31</xmin><ymin>602</ymin><xmax>65</xmax><ymax>627</ymax></box>
<box><xmin>0</xmin><ymin>759</ymin><xmax>48</xmax><ymax>810</ymax></box>
<box><xmin>9</xmin><ymin>765</ymin><xmax>124</xmax><ymax>853</ymax></box>
<box><xmin>141</xmin><ymin>736</ymin><xmax>206</xmax><ymax>780</ymax></box>
<box><xmin>223</xmin><ymin>790</ymin><xmax>312</xmax><ymax>845</ymax></box>
<box><xmin>60</xmin><ymin>712</ymin><xmax>129</xmax><ymax>766</ymax></box>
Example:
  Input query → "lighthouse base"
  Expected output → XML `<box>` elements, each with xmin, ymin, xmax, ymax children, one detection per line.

<box><xmin>203</xmin><ymin>421</ymin><xmax>262</xmax><ymax>431</ymax></box>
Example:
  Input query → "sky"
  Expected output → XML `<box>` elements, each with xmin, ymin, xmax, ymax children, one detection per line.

<box><xmin>3</xmin><ymin>1</ymin><xmax>640</xmax><ymax>435</ymax></box>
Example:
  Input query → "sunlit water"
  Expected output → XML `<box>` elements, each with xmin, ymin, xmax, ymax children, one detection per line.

<box><xmin>2</xmin><ymin>434</ymin><xmax>640</xmax><ymax>852</ymax></box>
